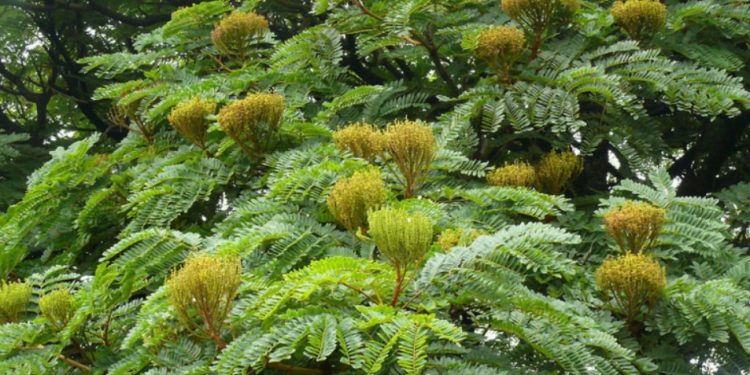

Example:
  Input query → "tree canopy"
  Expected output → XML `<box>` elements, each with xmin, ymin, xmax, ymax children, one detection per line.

<box><xmin>1</xmin><ymin>0</ymin><xmax>750</xmax><ymax>374</ymax></box>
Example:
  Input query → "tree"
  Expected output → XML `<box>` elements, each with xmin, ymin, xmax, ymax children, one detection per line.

<box><xmin>0</xmin><ymin>0</ymin><xmax>199</xmax><ymax>209</ymax></box>
<box><xmin>1</xmin><ymin>0</ymin><xmax>750</xmax><ymax>374</ymax></box>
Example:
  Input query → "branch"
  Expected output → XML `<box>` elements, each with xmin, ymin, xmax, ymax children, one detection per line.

<box><xmin>348</xmin><ymin>1</ymin><xmax>457</xmax><ymax>95</ymax></box>
<box><xmin>0</xmin><ymin>60</ymin><xmax>36</xmax><ymax>99</ymax></box>
<box><xmin>412</xmin><ymin>29</ymin><xmax>460</xmax><ymax>97</ymax></box>
<box><xmin>58</xmin><ymin>354</ymin><xmax>91</xmax><ymax>372</ymax></box>
<box><xmin>87</xmin><ymin>1</ymin><xmax>172</xmax><ymax>27</ymax></box>
<box><xmin>350</xmin><ymin>0</ymin><xmax>421</xmax><ymax>45</ymax></box>
<box><xmin>351</xmin><ymin>0</ymin><xmax>383</xmax><ymax>21</ymax></box>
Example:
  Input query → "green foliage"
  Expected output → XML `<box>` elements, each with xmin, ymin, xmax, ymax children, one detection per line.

<box><xmin>1</xmin><ymin>1</ymin><xmax>750</xmax><ymax>374</ymax></box>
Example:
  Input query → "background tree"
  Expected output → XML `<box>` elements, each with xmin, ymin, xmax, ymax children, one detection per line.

<box><xmin>1</xmin><ymin>0</ymin><xmax>750</xmax><ymax>374</ymax></box>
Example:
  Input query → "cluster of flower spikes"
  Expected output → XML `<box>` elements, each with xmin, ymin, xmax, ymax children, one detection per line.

<box><xmin>437</xmin><ymin>228</ymin><xmax>484</xmax><ymax>251</ymax></box>
<box><xmin>611</xmin><ymin>0</ymin><xmax>667</xmax><ymax>40</ymax></box>
<box><xmin>0</xmin><ymin>281</ymin><xmax>31</xmax><ymax>324</ymax></box>
<box><xmin>384</xmin><ymin>120</ymin><xmax>437</xmax><ymax>198</ymax></box>
<box><xmin>534</xmin><ymin>150</ymin><xmax>583</xmax><ymax>195</ymax></box>
<box><xmin>501</xmin><ymin>0</ymin><xmax>580</xmax><ymax>57</ymax></box>
<box><xmin>474</xmin><ymin>26</ymin><xmax>525</xmax><ymax>81</ymax></box>
<box><xmin>332</xmin><ymin>122</ymin><xmax>385</xmax><ymax>162</ymax></box>
<box><xmin>217</xmin><ymin>92</ymin><xmax>284</xmax><ymax>158</ymax></box>
<box><xmin>211</xmin><ymin>11</ymin><xmax>269</xmax><ymax>58</ymax></box>
<box><xmin>487</xmin><ymin>161</ymin><xmax>536</xmax><ymax>188</ymax></box>
<box><xmin>327</xmin><ymin>167</ymin><xmax>387</xmax><ymax>232</ymax></box>
<box><xmin>166</xmin><ymin>253</ymin><xmax>242</xmax><ymax>348</ymax></box>
<box><xmin>596</xmin><ymin>200</ymin><xmax>668</xmax><ymax>331</ymax></box>
<box><xmin>603</xmin><ymin>200</ymin><xmax>666</xmax><ymax>254</ymax></box>
<box><xmin>39</xmin><ymin>288</ymin><xmax>74</xmax><ymax>329</ymax></box>
<box><xmin>168</xmin><ymin>97</ymin><xmax>217</xmax><ymax>150</ymax></box>
<box><xmin>368</xmin><ymin>208</ymin><xmax>433</xmax><ymax>271</ymax></box>
<box><xmin>595</xmin><ymin>252</ymin><xmax>666</xmax><ymax>328</ymax></box>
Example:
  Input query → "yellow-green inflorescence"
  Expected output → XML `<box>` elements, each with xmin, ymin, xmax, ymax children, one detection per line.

<box><xmin>474</xmin><ymin>26</ymin><xmax>526</xmax><ymax>81</ymax></box>
<box><xmin>218</xmin><ymin>93</ymin><xmax>284</xmax><ymax>157</ymax></box>
<box><xmin>332</xmin><ymin>122</ymin><xmax>385</xmax><ymax>162</ymax></box>
<box><xmin>211</xmin><ymin>11</ymin><xmax>269</xmax><ymax>58</ymax></box>
<box><xmin>39</xmin><ymin>288</ymin><xmax>74</xmax><ymax>329</ymax></box>
<box><xmin>384</xmin><ymin>120</ymin><xmax>436</xmax><ymax>198</ymax></box>
<box><xmin>534</xmin><ymin>150</ymin><xmax>583</xmax><ymax>195</ymax></box>
<box><xmin>611</xmin><ymin>0</ymin><xmax>667</xmax><ymax>40</ymax></box>
<box><xmin>437</xmin><ymin>228</ymin><xmax>462</xmax><ymax>251</ymax></box>
<box><xmin>369</xmin><ymin>207</ymin><xmax>433</xmax><ymax>305</ymax></box>
<box><xmin>603</xmin><ymin>200</ymin><xmax>666</xmax><ymax>253</ymax></box>
<box><xmin>502</xmin><ymin>0</ymin><xmax>581</xmax><ymax>27</ymax></box>
<box><xmin>167</xmin><ymin>254</ymin><xmax>242</xmax><ymax>347</ymax></box>
<box><xmin>437</xmin><ymin>228</ymin><xmax>484</xmax><ymax>251</ymax></box>
<box><xmin>327</xmin><ymin>168</ymin><xmax>388</xmax><ymax>232</ymax></box>
<box><xmin>368</xmin><ymin>208</ymin><xmax>433</xmax><ymax>270</ymax></box>
<box><xmin>0</xmin><ymin>281</ymin><xmax>32</xmax><ymax>324</ymax></box>
<box><xmin>501</xmin><ymin>0</ymin><xmax>580</xmax><ymax>57</ymax></box>
<box><xmin>168</xmin><ymin>97</ymin><xmax>217</xmax><ymax>150</ymax></box>
<box><xmin>487</xmin><ymin>161</ymin><xmax>536</xmax><ymax>187</ymax></box>
<box><xmin>595</xmin><ymin>253</ymin><xmax>666</xmax><ymax>328</ymax></box>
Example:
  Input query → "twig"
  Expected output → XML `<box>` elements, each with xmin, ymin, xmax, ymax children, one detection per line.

<box><xmin>58</xmin><ymin>354</ymin><xmax>91</xmax><ymax>372</ymax></box>
<box><xmin>339</xmin><ymin>281</ymin><xmax>381</xmax><ymax>304</ymax></box>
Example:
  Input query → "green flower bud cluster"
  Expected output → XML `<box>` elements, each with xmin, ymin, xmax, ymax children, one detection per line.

<box><xmin>168</xmin><ymin>97</ymin><xmax>217</xmax><ymax>150</ymax></box>
<box><xmin>487</xmin><ymin>161</ymin><xmax>536</xmax><ymax>187</ymax></box>
<box><xmin>327</xmin><ymin>168</ymin><xmax>387</xmax><ymax>232</ymax></box>
<box><xmin>332</xmin><ymin>122</ymin><xmax>385</xmax><ymax>162</ymax></box>
<box><xmin>167</xmin><ymin>254</ymin><xmax>242</xmax><ymax>347</ymax></box>
<box><xmin>39</xmin><ymin>288</ymin><xmax>74</xmax><ymax>329</ymax></box>
<box><xmin>611</xmin><ymin>0</ymin><xmax>667</xmax><ymax>40</ymax></box>
<box><xmin>534</xmin><ymin>150</ymin><xmax>583</xmax><ymax>195</ymax></box>
<box><xmin>368</xmin><ymin>208</ymin><xmax>433</xmax><ymax>270</ymax></box>
<box><xmin>474</xmin><ymin>26</ymin><xmax>525</xmax><ymax>81</ymax></box>
<box><xmin>603</xmin><ymin>200</ymin><xmax>666</xmax><ymax>253</ymax></box>
<box><xmin>211</xmin><ymin>12</ymin><xmax>269</xmax><ymax>58</ymax></box>
<box><xmin>437</xmin><ymin>228</ymin><xmax>484</xmax><ymax>251</ymax></box>
<box><xmin>384</xmin><ymin>120</ymin><xmax>436</xmax><ymax>198</ymax></box>
<box><xmin>218</xmin><ymin>93</ymin><xmax>284</xmax><ymax>157</ymax></box>
<box><xmin>502</xmin><ymin>0</ymin><xmax>580</xmax><ymax>29</ymax></box>
<box><xmin>0</xmin><ymin>281</ymin><xmax>31</xmax><ymax>324</ymax></box>
<box><xmin>501</xmin><ymin>0</ymin><xmax>580</xmax><ymax>57</ymax></box>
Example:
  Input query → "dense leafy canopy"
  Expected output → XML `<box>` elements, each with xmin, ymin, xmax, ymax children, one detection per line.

<box><xmin>1</xmin><ymin>0</ymin><xmax>750</xmax><ymax>374</ymax></box>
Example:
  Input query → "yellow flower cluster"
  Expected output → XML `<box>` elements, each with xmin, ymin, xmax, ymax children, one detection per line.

<box><xmin>603</xmin><ymin>200</ymin><xmax>666</xmax><ymax>253</ymax></box>
<box><xmin>0</xmin><ymin>281</ymin><xmax>31</xmax><ymax>324</ymax></box>
<box><xmin>39</xmin><ymin>288</ymin><xmax>74</xmax><ymax>329</ymax></box>
<box><xmin>368</xmin><ymin>208</ymin><xmax>433</xmax><ymax>269</ymax></box>
<box><xmin>168</xmin><ymin>97</ymin><xmax>217</xmax><ymax>150</ymax></box>
<box><xmin>384</xmin><ymin>120</ymin><xmax>436</xmax><ymax>198</ymax></box>
<box><xmin>502</xmin><ymin>0</ymin><xmax>580</xmax><ymax>24</ymax></box>
<box><xmin>534</xmin><ymin>150</ymin><xmax>583</xmax><ymax>195</ymax></box>
<box><xmin>218</xmin><ymin>93</ymin><xmax>284</xmax><ymax>157</ymax></box>
<box><xmin>327</xmin><ymin>168</ymin><xmax>387</xmax><ymax>232</ymax></box>
<box><xmin>487</xmin><ymin>161</ymin><xmax>536</xmax><ymax>187</ymax></box>
<box><xmin>611</xmin><ymin>0</ymin><xmax>667</xmax><ymax>40</ymax></box>
<box><xmin>167</xmin><ymin>254</ymin><xmax>242</xmax><ymax>344</ymax></box>
<box><xmin>595</xmin><ymin>253</ymin><xmax>666</xmax><ymax>324</ymax></box>
<box><xmin>437</xmin><ymin>228</ymin><xmax>461</xmax><ymax>251</ymax></box>
<box><xmin>474</xmin><ymin>26</ymin><xmax>525</xmax><ymax>80</ymax></box>
<box><xmin>211</xmin><ymin>11</ymin><xmax>269</xmax><ymax>57</ymax></box>
<box><xmin>332</xmin><ymin>122</ymin><xmax>385</xmax><ymax>161</ymax></box>
<box><xmin>437</xmin><ymin>228</ymin><xmax>483</xmax><ymax>250</ymax></box>
<box><xmin>500</xmin><ymin>0</ymin><xmax>579</xmax><ymax>58</ymax></box>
